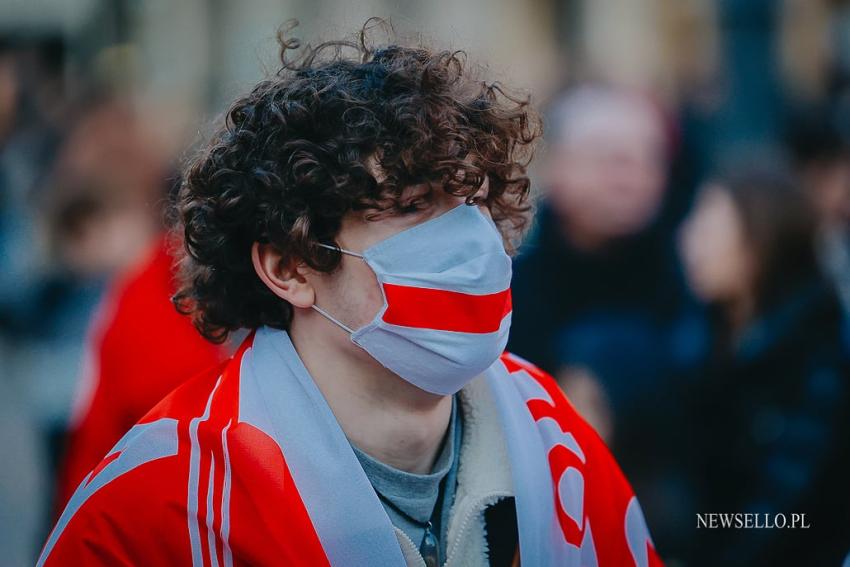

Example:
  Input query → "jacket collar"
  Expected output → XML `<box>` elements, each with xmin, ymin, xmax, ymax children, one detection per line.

<box><xmin>394</xmin><ymin>374</ymin><xmax>516</xmax><ymax>566</ymax></box>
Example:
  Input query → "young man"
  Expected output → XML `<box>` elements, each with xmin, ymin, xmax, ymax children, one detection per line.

<box><xmin>39</xmin><ymin>27</ymin><xmax>661</xmax><ymax>567</ymax></box>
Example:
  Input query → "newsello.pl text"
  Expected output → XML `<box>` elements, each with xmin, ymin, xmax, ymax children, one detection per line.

<box><xmin>696</xmin><ymin>513</ymin><xmax>810</xmax><ymax>529</ymax></box>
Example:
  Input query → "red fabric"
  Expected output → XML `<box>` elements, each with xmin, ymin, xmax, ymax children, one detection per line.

<box><xmin>56</xmin><ymin>236</ymin><xmax>225</xmax><ymax>511</ymax></box>
<box><xmin>381</xmin><ymin>283</ymin><xmax>511</xmax><ymax>333</ymax></box>
<box><xmin>84</xmin><ymin>450</ymin><xmax>121</xmax><ymax>486</ymax></box>
<box><xmin>42</xmin><ymin>336</ymin><xmax>658</xmax><ymax>566</ymax></box>
<box><xmin>42</xmin><ymin>336</ymin><xmax>331</xmax><ymax>567</ymax></box>
<box><xmin>502</xmin><ymin>354</ymin><xmax>664</xmax><ymax>566</ymax></box>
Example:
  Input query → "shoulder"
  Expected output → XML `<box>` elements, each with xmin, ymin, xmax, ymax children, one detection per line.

<box><xmin>498</xmin><ymin>351</ymin><xmax>585</xmax><ymax>424</ymax></box>
<box><xmin>496</xmin><ymin>352</ymin><xmax>660</xmax><ymax>563</ymax></box>
<box><xmin>99</xmin><ymin>237</ymin><xmax>170</xmax><ymax>333</ymax></box>
<box><xmin>139</xmin><ymin>356</ymin><xmax>231</xmax><ymax>423</ymax></box>
<box><xmin>39</xmin><ymin>415</ymin><xmax>195</xmax><ymax>565</ymax></box>
<box><xmin>40</xmin><ymin>336</ymin><xmax>321</xmax><ymax>566</ymax></box>
<box><xmin>40</xmin><ymin>360</ymin><xmax>233</xmax><ymax>566</ymax></box>
<box><xmin>497</xmin><ymin>350</ymin><xmax>636</xmax><ymax>503</ymax></box>
<box><xmin>98</xmin><ymin>237</ymin><xmax>224</xmax><ymax>375</ymax></box>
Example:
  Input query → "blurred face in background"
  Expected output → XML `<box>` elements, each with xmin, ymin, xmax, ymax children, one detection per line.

<box><xmin>802</xmin><ymin>157</ymin><xmax>850</xmax><ymax>228</ymax></box>
<box><xmin>53</xmin><ymin>183</ymin><xmax>156</xmax><ymax>278</ymax></box>
<box><xmin>47</xmin><ymin>100</ymin><xmax>167</xmax><ymax>278</ymax></box>
<box><xmin>679</xmin><ymin>184</ymin><xmax>754</xmax><ymax>305</ymax></box>
<box><xmin>545</xmin><ymin>88</ymin><xmax>668</xmax><ymax>249</ymax></box>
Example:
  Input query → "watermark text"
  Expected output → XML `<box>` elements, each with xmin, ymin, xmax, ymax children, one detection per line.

<box><xmin>696</xmin><ymin>513</ymin><xmax>810</xmax><ymax>529</ymax></box>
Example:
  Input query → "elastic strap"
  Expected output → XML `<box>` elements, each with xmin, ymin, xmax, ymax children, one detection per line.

<box><xmin>317</xmin><ymin>242</ymin><xmax>364</xmax><ymax>259</ymax></box>
<box><xmin>311</xmin><ymin>304</ymin><xmax>355</xmax><ymax>334</ymax></box>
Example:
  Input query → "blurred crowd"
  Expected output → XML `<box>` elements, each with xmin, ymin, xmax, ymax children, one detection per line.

<box><xmin>3</xmin><ymin>1</ymin><xmax>850</xmax><ymax>565</ymax></box>
<box><xmin>510</xmin><ymin>87</ymin><xmax>850</xmax><ymax>565</ymax></box>
<box><xmin>0</xmin><ymin>31</ymin><xmax>175</xmax><ymax>565</ymax></box>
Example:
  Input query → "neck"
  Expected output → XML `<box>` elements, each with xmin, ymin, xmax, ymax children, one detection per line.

<box><xmin>724</xmin><ymin>292</ymin><xmax>756</xmax><ymax>339</ymax></box>
<box><xmin>288</xmin><ymin>312</ymin><xmax>453</xmax><ymax>474</ymax></box>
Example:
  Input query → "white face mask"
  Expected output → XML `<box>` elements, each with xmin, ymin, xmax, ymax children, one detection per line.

<box><xmin>312</xmin><ymin>203</ymin><xmax>513</xmax><ymax>395</ymax></box>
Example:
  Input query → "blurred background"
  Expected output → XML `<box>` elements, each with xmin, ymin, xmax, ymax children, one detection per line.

<box><xmin>2</xmin><ymin>0</ymin><xmax>850</xmax><ymax>565</ymax></box>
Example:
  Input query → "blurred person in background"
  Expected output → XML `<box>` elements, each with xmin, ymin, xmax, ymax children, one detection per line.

<box><xmin>43</xmin><ymin>98</ymin><xmax>162</xmax><ymax>280</ymax></box>
<box><xmin>55</xmin><ymin>227</ymin><xmax>227</xmax><ymax>512</ymax></box>
<box><xmin>0</xmin><ymin>34</ymin><xmax>69</xmax><ymax>565</ymax></box>
<box><xmin>786</xmin><ymin>104</ymin><xmax>850</xmax><ymax>318</ymax></box>
<box><xmin>51</xmin><ymin>98</ymin><xmax>228</xmax><ymax>509</ymax></box>
<box><xmin>0</xmin><ymin>35</ymin><xmax>66</xmax><ymax>336</ymax></box>
<box><xmin>680</xmin><ymin>166</ymin><xmax>850</xmax><ymax>566</ymax></box>
<box><xmin>30</xmin><ymin>97</ymin><xmax>163</xmax><ymax>505</ymax></box>
<box><xmin>2</xmin><ymin>32</ymin><xmax>225</xmax><ymax>562</ymax></box>
<box><xmin>32</xmin><ymin>96</ymin><xmax>166</xmax><ymax>364</ymax></box>
<box><xmin>509</xmin><ymin>84</ymin><xmax>703</xmax><ymax>559</ymax></box>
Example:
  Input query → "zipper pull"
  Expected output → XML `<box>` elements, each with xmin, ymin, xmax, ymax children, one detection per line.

<box><xmin>420</xmin><ymin>521</ymin><xmax>441</xmax><ymax>567</ymax></box>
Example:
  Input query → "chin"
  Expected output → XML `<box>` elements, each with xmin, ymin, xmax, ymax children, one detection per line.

<box><xmin>685</xmin><ymin>276</ymin><xmax>715</xmax><ymax>304</ymax></box>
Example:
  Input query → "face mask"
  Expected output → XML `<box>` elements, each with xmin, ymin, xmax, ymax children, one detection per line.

<box><xmin>312</xmin><ymin>203</ymin><xmax>513</xmax><ymax>395</ymax></box>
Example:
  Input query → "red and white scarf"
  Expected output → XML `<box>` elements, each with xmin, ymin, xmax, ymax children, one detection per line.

<box><xmin>40</xmin><ymin>326</ymin><xmax>662</xmax><ymax>566</ymax></box>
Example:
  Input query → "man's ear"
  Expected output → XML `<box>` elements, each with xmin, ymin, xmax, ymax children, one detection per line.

<box><xmin>251</xmin><ymin>242</ymin><xmax>316</xmax><ymax>308</ymax></box>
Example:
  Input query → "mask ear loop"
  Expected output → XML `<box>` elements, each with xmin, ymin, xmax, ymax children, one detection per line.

<box><xmin>316</xmin><ymin>242</ymin><xmax>364</xmax><ymax>258</ymax></box>
<box><xmin>311</xmin><ymin>304</ymin><xmax>356</xmax><ymax>334</ymax></box>
<box><xmin>312</xmin><ymin>242</ymin><xmax>363</xmax><ymax>334</ymax></box>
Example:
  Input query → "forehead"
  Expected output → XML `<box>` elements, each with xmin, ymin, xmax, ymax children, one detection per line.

<box><xmin>695</xmin><ymin>183</ymin><xmax>738</xmax><ymax>218</ymax></box>
<box><xmin>362</xmin><ymin>150</ymin><xmax>487</xmax><ymax>204</ymax></box>
<box><xmin>552</xmin><ymin>90</ymin><xmax>664</xmax><ymax>150</ymax></box>
<box><xmin>338</xmin><ymin>184</ymin><xmax>468</xmax><ymax>252</ymax></box>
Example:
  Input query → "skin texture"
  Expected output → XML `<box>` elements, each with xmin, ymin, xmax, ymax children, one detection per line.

<box><xmin>802</xmin><ymin>159</ymin><xmax>850</xmax><ymax>228</ymax></box>
<box><xmin>680</xmin><ymin>184</ymin><xmax>756</xmax><ymax>328</ymax></box>
<box><xmin>251</xmin><ymin>180</ymin><xmax>491</xmax><ymax>474</ymax></box>
<box><xmin>545</xmin><ymin>89</ymin><xmax>667</xmax><ymax>251</ymax></box>
<box><xmin>555</xmin><ymin>366</ymin><xmax>613</xmax><ymax>444</ymax></box>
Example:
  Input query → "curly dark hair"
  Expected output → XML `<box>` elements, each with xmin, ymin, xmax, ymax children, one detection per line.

<box><xmin>172</xmin><ymin>20</ymin><xmax>541</xmax><ymax>343</ymax></box>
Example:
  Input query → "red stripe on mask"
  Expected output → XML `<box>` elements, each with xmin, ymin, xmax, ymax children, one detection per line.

<box><xmin>381</xmin><ymin>283</ymin><xmax>512</xmax><ymax>333</ymax></box>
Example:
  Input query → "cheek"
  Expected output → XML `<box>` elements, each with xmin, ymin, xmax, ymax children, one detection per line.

<box><xmin>548</xmin><ymin>158</ymin><xmax>593</xmax><ymax>204</ymax></box>
<box><xmin>703</xmin><ymin>237</ymin><xmax>740</xmax><ymax>292</ymax></box>
<box><xmin>338</xmin><ymin>258</ymin><xmax>386</xmax><ymax>328</ymax></box>
<box><xmin>613</xmin><ymin>159</ymin><xmax>663</xmax><ymax>203</ymax></box>
<box><xmin>682</xmin><ymin>218</ymin><xmax>747</xmax><ymax>300</ymax></box>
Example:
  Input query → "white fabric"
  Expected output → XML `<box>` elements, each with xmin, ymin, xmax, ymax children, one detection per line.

<box><xmin>313</xmin><ymin>203</ymin><xmax>513</xmax><ymax>395</ymax></box>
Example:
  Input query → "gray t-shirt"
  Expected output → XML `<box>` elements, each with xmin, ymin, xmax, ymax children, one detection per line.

<box><xmin>351</xmin><ymin>397</ymin><xmax>462</xmax><ymax>561</ymax></box>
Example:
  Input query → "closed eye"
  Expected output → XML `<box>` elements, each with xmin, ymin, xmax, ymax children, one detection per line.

<box><xmin>397</xmin><ymin>198</ymin><xmax>428</xmax><ymax>214</ymax></box>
